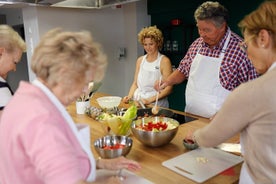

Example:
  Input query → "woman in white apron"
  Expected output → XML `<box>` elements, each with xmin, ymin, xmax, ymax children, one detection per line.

<box><xmin>134</xmin><ymin>52</ymin><xmax>169</xmax><ymax>107</ymax></box>
<box><xmin>123</xmin><ymin>26</ymin><xmax>173</xmax><ymax>108</ymax></box>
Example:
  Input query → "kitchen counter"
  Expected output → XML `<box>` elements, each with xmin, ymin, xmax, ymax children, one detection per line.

<box><xmin>66</xmin><ymin>92</ymin><xmax>241</xmax><ymax>184</ymax></box>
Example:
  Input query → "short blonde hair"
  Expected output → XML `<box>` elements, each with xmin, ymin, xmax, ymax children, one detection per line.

<box><xmin>31</xmin><ymin>28</ymin><xmax>107</xmax><ymax>90</ymax></box>
<box><xmin>138</xmin><ymin>25</ymin><xmax>163</xmax><ymax>50</ymax></box>
<box><xmin>238</xmin><ymin>0</ymin><xmax>276</xmax><ymax>49</ymax></box>
<box><xmin>0</xmin><ymin>24</ymin><xmax>26</xmax><ymax>53</ymax></box>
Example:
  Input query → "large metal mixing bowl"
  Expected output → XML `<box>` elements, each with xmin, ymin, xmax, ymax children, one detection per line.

<box><xmin>131</xmin><ymin>116</ymin><xmax>179</xmax><ymax>147</ymax></box>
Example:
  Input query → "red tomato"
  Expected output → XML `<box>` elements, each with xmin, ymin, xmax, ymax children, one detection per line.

<box><xmin>137</xmin><ymin>121</ymin><xmax>168</xmax><ymax>131</ymax></box>
<box><xmin>103</xmin><ymin>143</ymin><xmax>125</xmax><ymax>150</ymax></box>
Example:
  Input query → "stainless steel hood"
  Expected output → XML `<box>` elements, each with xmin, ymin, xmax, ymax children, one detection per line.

<box><xmin>0</xmin><ymin>0</ymin><xmax>141</xmax><ymax>9</ymax></box>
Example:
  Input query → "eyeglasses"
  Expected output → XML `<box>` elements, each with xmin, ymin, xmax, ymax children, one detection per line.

<box><xmin>239</xmin><ymin>35</ymin><xmax>255</xmax><ymax>52</ymax></box>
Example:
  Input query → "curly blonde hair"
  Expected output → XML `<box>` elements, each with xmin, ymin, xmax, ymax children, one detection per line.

<box><xmin>138</xmin><ymin>25</ymin><xmax>164</xmax><ymax>50</ymax></box>
<box><xmin>31</xmin><ymin>28</ymin><xmax>107</xmax><ymax>91</ymax></box>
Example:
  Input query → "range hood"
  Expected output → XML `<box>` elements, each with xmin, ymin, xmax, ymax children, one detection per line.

<box><xmin>0</xmin><ymin>0</ymin><xmax>141</xmax><ymax>9</ymax></box>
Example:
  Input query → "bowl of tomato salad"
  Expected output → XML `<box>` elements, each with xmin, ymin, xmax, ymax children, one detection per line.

<box><xmin>131</xmin><ymin>116</ymin><xmax>179</xmax><ymax>147</ymax></box>
<box><xmin>94</xmin><ymin>135</ymin><xmax>133</xmax><ymax>158</ymax></box>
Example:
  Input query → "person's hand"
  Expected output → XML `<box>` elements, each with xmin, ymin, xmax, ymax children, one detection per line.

<box><xmin>154</xmin><ymin>79</ymin><xmax>167</xmax><ymax>91</ymax></box>
<box><xmin>100</xmin><ymin>156</ymin><xmax>141</xmax><ymax>171</ymax></box>
<box><xmin>122</xmin><ymin>96</ymin><xmax>131</xmax><ymax>104</ymax></box>
<box><xmin>184</xmin><ymin>130</ymin><xmax>194</xmax><ymax>142</ymax></box>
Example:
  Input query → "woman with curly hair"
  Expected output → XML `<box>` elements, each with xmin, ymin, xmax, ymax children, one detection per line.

<box><xmin>123</xmin><ymin>26</ymin><xmax>173</xmax><ymax>108</ymax></box>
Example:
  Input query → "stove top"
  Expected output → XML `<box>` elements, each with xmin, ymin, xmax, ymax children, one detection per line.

<box><xmin>135</xmin><ymin>108</ymin><xmax>197</xmax><ymax>124</ymax></box>
<box><xmin>171</xmin><ymin>113</ymin><xmax>197</xmax><ymax>124</ymax></box>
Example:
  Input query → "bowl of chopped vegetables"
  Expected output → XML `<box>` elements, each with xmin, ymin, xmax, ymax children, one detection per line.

<box><xmin>97</xmin><ymin>105</ymin><xmax>137</xmax><ymax>136</ymax></box>
<box><xmin>94</xmin><ymin>135</ymin><xmax>133</xmax><ymax>159</ymax></box>
<box><xmin>131</xmin><ymin>116</ymin><xmax>179</xmax><ymax>147</ymax></box>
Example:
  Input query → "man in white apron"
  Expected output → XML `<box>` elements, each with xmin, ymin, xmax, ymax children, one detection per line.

<box><xmin>185</xmin><ymin>31</ymin><xmax>231</xmax><ymax>118</ymax></box>
<box><xmin>157</xmin><ymin>1</ymin><xmax>258</xmax><ymax>118</ymax></box>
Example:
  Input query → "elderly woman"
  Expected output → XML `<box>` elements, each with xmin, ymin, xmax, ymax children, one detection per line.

<box><xmin>188</xmin><ymin>1</ymin><xmax>276</xmax><ymax>183</ymax></box>
<box><xmin>0</xmin><ymin>25</ymin><xmax>26</xmax><ymax>114</ymax></box>
<box><xmin>123</xmin><ymin>25</ymin><xmax>173</xmax><ymax>108</ymax></box>
<box><xmin>0</xmin><ymin>28</ymin><xmax>140</xmax><ymax>184</ymax></box>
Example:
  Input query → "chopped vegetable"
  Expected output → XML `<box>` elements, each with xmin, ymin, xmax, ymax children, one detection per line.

<box><xmin>118</xmin><ymin>104</ymin><xmax>137</xmax><ymax>135</ymax></box>
<box><xmin>136</xmin><ymin>120</ymin><xmax>176</xmax><ymax>132</ymax></box>
<box><xmin>103</xmin><ymin>143</ymin><xmax>126</xmax><ymax>150</ymax></box>
<box><xmin>97</xmin><ymin>104</ymin><xmax>137</xmax><ymax>135</ymax></box>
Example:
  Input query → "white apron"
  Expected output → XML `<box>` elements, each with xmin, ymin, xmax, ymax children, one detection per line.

<box><xmin>134</xmin><ymin>53</ymin><xmax>169</xmax><ymax>108</ymax></box>
<box><xmin>32</xmin><ymin>79</ymin><xmax>96</xmax><ymax>181</ymax></box>
<box><xmin>239</xmin><ymin>62</ymin><xmax>276</xmax><ymax>184</ymax></box>
<box><xmin>185</xmin><ymin>30</ymin><xmax>231</xmax><ymax>118</ymax></box>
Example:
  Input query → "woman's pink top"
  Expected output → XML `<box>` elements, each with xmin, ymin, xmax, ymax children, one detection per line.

<box><xmin>0</xmin><ymin>81</ymin><xmax>90</xmax><ymax>184</ymax></box>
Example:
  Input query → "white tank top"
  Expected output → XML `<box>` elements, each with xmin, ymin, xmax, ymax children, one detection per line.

<box><xmin>134</xmin><ymin>52</ymin><xmax>169</xmax><ymax>108</ymax></box>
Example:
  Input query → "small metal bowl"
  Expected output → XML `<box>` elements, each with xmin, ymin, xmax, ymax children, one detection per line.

<box><xmin>183</xmin><ymin>139</ymin><xmax>198</xmax><ymax>150</ymax></box>
<box><xmin>94</xmin><ymin>135</ymin><xmax>132</xmax><ymax>158</ymax></box>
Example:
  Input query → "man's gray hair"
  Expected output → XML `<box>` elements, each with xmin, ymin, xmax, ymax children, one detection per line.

<box><xmin>194</xmin><ymin>1</ymin><xmax>229</xmax><ymax>28</ymax></box>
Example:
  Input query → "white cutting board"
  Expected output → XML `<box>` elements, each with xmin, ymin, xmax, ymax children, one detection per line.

<box><xmin>96</xmin><ymin>169</ymin><xmax>153</xmax><ymax>184</ymax></box>
<box><xmin>162</xmin><ymin>148</ymin><xmax>243</xmax><ymax>183</ymax></box>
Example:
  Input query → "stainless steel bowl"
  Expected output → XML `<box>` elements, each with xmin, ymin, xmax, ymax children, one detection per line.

<box><xmin>131</xmin><ymin>116</ymin><xmax>179</xmax><ymax>147</ymax></box>
<box><xmin>94</xmin><ymin>135</ymin><xmax>132</xmax><ymax>158</ymax></box>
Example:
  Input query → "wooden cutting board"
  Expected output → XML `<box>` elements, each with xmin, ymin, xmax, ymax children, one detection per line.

<box><xmin>162</xmin><ymin>148</ymin><xmax>243</xmax><ymax>183</ymax></box>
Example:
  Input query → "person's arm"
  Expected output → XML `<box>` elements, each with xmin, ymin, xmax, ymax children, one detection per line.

<box><xmin>157</xmin><ymin>69</ymin><xmax>186</xmax><ymax>91</ymax></box>
<box><xmin>144</xmin><ymin>56</ymin><xmax>173</xmax><ymax>104</ymax></box>
<box><xmin>122</xmin><ymin>57</ymin><xmax>142</xmax><ymax>103</ymax></box>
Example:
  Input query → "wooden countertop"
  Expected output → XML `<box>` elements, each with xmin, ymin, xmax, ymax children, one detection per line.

<box><xmin>66</xmin><ymin>92</ymin><xmax>241</xmax><ymax>184</ymax></box>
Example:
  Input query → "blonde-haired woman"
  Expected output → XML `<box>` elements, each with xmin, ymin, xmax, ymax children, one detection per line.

<box><xmin>187</xmin><ymin>1</ymin><xmax>276</xmax><ymax>183</ymax></box>
<box><xmin>123</xmin><ymin>25</ymin><xmax>173</xmax><ymax>108</ymax></box>
<box><xmin>0</xmin><ymin>24</ymin><xmax>26</xmax><ymax>114</ymax></box>
<box><xmin>0</xmin><ymin>28</ymin><xmax>140</xmax><ymax>184</ymax></box>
